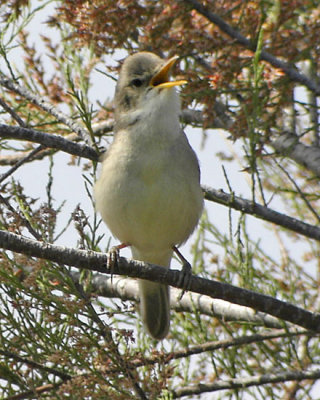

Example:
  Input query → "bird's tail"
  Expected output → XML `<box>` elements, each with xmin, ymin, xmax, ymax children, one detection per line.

<box><xmin>132</xmin><ymin>247</ymin><xmax>171</xmax><ymax>340</ymax></box>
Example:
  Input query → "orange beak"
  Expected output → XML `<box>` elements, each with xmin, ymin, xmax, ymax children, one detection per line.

<box><xmin>150</xmin><ymin>55</ymin><xmax>187</xmax><ymax>89</ymax></box>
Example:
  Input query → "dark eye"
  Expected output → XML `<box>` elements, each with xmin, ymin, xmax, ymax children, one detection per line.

<box><xmin>131</xmin><ymin>78</ymin><xmax>143</xmax><ymax>87</ymax></box>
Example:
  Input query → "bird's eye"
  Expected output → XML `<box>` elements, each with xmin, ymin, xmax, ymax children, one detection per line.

<box><xmin>131</xmin><ymin>78</ymin><xmax>143</xmax><ymax>87</ymax></box>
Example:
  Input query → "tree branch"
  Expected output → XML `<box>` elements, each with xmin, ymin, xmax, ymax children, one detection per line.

<box><xmin>0</xmin><ymin>133</ymin><xmax>80</xmax><ymax>166</ymax></box>
<box><xmin>0</xmin><ymin>124</ymin><xmax>98</xmax><ymax>161</ymax></box>
<box><xmin>180</xmin><ymin>0</ymin><xmax>320</xmax><ymax>94</ymax></box>
<box><xmin>203</xmin><ymin>186</ymin><xmax>320</xmax><ymax>241</ymax></box>
<box><xmin>5</xmin><ymin>383</ymin><xmax>62</xmax><ymax>400</ymax></box>
<box><xmin>109</xmin><ymin>329</ymin><xmax>310</xmax><ymax>371</ymax></box>
<box><xmin>183</xmin><ymin>110</ymin><xmax>320</xmax><ymax>178</ymax></box>
<box><xmin>0</xmin><ymin>350</ymin><xmax>71</xmax><ymax>381</ymax></box>
<box><xmin>3</xmin><ymin>330</ymin><xmax>310</xmax><ymax>399</ymax></box>
<box><xmin>172</xmin><ymin>368</ymin><xmax>320</xmax><ymax>398</ymax></box>
<box><xmin>272</xmin><ymin>132</ymin><xmax>320</xmax><ymax>177</ymax></box>
<box><xmin>1</xmin><ymin>230</ymin><xmax>319</xmax><ymax>332</ymax></box>
<box><xmin>3</xmin><ymin>101</ymin><xmax>320</xmax><ymax>181</ymax></box>
<box><xmin>0</xmin><ymin>74</ymin><xmax>92</xmax><ymax>143</ymax></box>
<box><xmin>70</xmin><ymin>272</ymin><xmax>282</xmax><ymax>328</ymax></box>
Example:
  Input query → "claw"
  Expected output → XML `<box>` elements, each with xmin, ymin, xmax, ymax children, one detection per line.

<box><xmin>173</xmin><ymin>246</ymin><xmax>193</xmax><ymax>300</ymax></box>
<box><xmin>105</xmin><ymin>243</ymin><xmax>130</xmax><ymax>282</ymax></box>
<box><xmin>178</xmin><ymin>261</ymin><xmax>192</xmax><ymax>300</ymax></box>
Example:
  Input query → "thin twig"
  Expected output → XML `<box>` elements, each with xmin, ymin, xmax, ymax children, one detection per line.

<box><xmin>274</xmin><ymin>159</ymin><xmax>320</xmax><ymax>223</ymax></box>
<box><xmin>0</xmin><ymin>145</ymin><xmax>45</xmax><ymax>184</ymax></box>
<box><xmin>5</xmin><ymin>383</ymin><xmax>62</xmax><ymax>400</ymax></box>
<box><xmin>0</xmin><ymin>195</ymin><xmax>41</xmax><ymax>240</ymax></box>
<box><xmin>0</xmin><ymin>97</ymin><xmax>27</xmax><ymax>127</ymax></box>
<box><xmin>98</xmin><ymin>329</ymin><xmax>312</xmax><ymax>371</ymax></box>
<box><xmin>166</xmin><ymin>330</ymin><xmax>312</xmax><ymax>362</ymax></box>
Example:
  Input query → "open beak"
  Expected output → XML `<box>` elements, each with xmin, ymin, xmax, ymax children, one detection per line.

<box><xmin>150</xmin><ymin>55</ymin><xmax>187</xmax><ymax>89</ymax></box>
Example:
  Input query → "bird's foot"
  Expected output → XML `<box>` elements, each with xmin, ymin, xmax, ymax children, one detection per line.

<box><xmin>105</xmin><ymin>243</ymin><xmax>130</xmax><ymax>281</ymax></box>
<box><xmin>173</xmin><ymin>246</ymin><xmax>193</xmax><ymax>300</ymax></box>
<box><xmin>178</xmin><ymin>261</ymin><xmax>192</xmax><ymax>300</ymax></box>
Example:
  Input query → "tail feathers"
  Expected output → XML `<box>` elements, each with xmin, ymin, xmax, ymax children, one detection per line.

<box><xmin>131</xmin><ymin>247</ymin><xmax>172</xmax><ymax>340</ymax></box>
<box><xmin>139</xmin><ymin>280</ymin><xmax>170</xmax><ymax>340</ymax></box>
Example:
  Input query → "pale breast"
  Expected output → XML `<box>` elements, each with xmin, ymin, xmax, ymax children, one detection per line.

<box><xmin>94</xmin><ymin>133</ymin><xmax>203</xmax><ymax>253</ymax></box>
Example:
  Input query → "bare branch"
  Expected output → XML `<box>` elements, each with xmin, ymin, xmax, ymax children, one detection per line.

<box><xmin>1</xmin><ymin>230</ymin><xmax>319</xmax><ymax>332</ymax></box>
<box><xmin>167</xmin><ymin>330</ymin><xmax>313</xmax><ymax>367</ymax></box>
<box><xmin>180</xmin><ymin>110</ymin><xmax>320</xmax><ymax>178</ymax></box>
<box><xmin>0</xmin><ymin>74</ymin><xmax>92</xmax><ymax>143</ymax></box>
<box><xmin>112</xmin><ymin>329</ymin><xmax>311</xmax><ymax>370</ymax></box>
<box><xmin>0</xmin><ymin>124</ymin><xmax>98</xmax><ymax>161</ymax></box>
<box><xmin>180</xmin><ymin>0</ymin><xmax>320</xmax><ymax>94</ymax></box>
<box><xmin>272</xmin><ymin>132</ymin><xmax>320</xmax><ymax>177</ymax></box>
<box><xmin>4</xmin><ymin>104</ymin><xmax>320</xmax><ymax>182</ymax></box>
<box><xmin>172</xmin><ymin>369</ymin><xmax>320</xmax><ymax>398</ymax></box>
<box><xmin>0</xmin><ymin>133</ymin><xmax>80</xmax><ymax>165</ymax></box>
<box><xmin>181</xmin><ymin>109</ymin><xmax>320</xmax><ymax>179</ymax></box>
<box><xmin>203</xmin><ymin>186</ymin><xmax>320</xmax><ymax>241</ymax></box>
<box><xmin>71</xmin><ymin>272</ymin><xmax>282</xmax><ymax>328</ymax></box>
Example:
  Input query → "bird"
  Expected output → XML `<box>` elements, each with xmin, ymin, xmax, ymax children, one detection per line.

<box><xmin>94</xmin><ymin>52</ymin><xmax>203</xmax><ymax>340</ymax></box>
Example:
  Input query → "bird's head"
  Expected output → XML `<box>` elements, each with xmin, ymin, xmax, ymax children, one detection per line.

<box><xmin>114</xmin><ymin>52</ymin><xmax>186</xmax><ymax>119</ymax></box>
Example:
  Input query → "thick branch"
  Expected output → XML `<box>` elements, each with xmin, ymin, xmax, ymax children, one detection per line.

<box><xmin>181</xmin><ymin>0</ymin><xmax>320</xmax><ymax>94</ymax></box>
<box><xmin>1</xmin><ymin>230</ymin><xmax>319</xmax><ymax>332</ymax></box>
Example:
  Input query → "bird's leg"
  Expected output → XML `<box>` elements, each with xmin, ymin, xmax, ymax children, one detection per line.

<box><xmin>106</xmin><ymin>243</ymin><xmax>130</xmax><ymax>281</ymax></box>
<box><xmin>172</xmin><ymin>246</ymin><xmax>192</xmax><ymax>300</ymax></box>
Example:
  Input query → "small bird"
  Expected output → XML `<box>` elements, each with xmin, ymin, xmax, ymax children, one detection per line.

<box><xmin>94</xmin><ymin>52</ymin><xmax>203</xmax><ymax>339</ymax></box>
